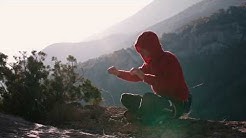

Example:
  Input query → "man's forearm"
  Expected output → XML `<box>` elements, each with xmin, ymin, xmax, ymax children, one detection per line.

<box><xmin>117</xmin><ymin>70</ymin><xmax>142</xmax><ymax>82</ymax></box>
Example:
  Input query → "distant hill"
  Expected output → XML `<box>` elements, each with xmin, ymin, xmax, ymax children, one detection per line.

<box><xmin>161</xmin><ymin>5</ymin><xmax>246</xmax><ymax>120</ymax></box>
<box><xmin>96</xmin><ymin>0</ymin><xmax>203</xmax><ymax>38</ymax></box>
<box><xmin>42</xmin><ymin>0</ymin><xmax>202</xmax><ymax>63</ymax></box>
<box><xmin>79</xmin><ymin>5</ymin><xmax>246</xmax><ymax>120</ymax></box>
<box><xmin>42</xmin><ymin>0</ymin><xmax>244</xmax><ymax>63</ymax></box>
<box><xmin>148</xmin><ymin>0</ymin><xmax>244</xmax><ymax>36</ymax></box>
<box><xmin>43</xmin><ymin>34</ymin><xmax>134</xmax><ymax>63</ymax></box>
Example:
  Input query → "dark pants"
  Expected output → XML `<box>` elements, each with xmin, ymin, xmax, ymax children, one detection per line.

<box><xmin>121</xmin><ymin>92</ymin><xmax>192</xmax><ymax>125</ymax></box>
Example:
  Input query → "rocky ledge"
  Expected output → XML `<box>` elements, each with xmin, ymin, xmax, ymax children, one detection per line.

<box><xmin>0</xmin><ymin>106</ymin><xmax>246</xmax><ymax>138</ymax></box>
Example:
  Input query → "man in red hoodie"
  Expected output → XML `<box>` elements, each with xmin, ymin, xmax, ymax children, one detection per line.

<box><xmin>108</xmin><ymin>31</ymin><xmax>191</xmax><ymax>125</ymax></box>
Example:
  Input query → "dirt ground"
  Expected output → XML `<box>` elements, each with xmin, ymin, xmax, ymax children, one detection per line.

<box><xmin>0</xmin><ymin>106</ymin><xmax>246</xmax><ymax>138</ymax></box>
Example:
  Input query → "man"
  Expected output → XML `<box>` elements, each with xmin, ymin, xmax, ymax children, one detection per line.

<box><xmin>108</xmin><ymin>31</ymin><xmax>191</xmax><ymax>125</ymax></box>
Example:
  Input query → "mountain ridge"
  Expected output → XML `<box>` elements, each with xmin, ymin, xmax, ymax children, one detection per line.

<box><xmin>42</xmin><ymin>0</ymin><xmax>244</xmax><ymax>63</ymax></box>
<box><xmin>98</xmin><ymin>0</ymin><xmax>203</xmax><ymax>38</ymax></box>
<box><xmin>147</xmin><ymin>0</ymin><xmax>244</xmax><ymax>35</ymax></box>
<box><xmin>42</xmin><ymin>0</ymin><xmax>203</xmax><ymax>63</ymax></box>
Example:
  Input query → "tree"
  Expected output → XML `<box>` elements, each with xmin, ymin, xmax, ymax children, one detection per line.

<box><xmin>45</xmin><ymin>55</ymin><xmax>101</xmax><ymax>104</ymax></box>
<box><xmin>0</xmin><ymin>51</ymin><xmax>49</xmax><ymax>120</ymax></box>
<box><xmin>0</xmin><ymin>52</ymin><xmax>102</xmax><ymax>121</ymax></box>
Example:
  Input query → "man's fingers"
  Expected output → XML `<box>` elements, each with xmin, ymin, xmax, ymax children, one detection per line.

<box><xmin>108</xmin><ymin>66</ymin><xmax>115</xmax><ymax>74</ymax></box>
<box><xmin>108</xmin><ymin>66</ymin><xmax>119</xmax><ymax>76</ymax></box>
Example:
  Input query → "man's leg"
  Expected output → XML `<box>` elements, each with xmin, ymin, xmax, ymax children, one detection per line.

<box><xmin>121</xmin><ymin>93</ymin><xmax>142</xmax><ymax>111</ymax></box>
<box><xmin>138</xmin><ymin>93</ymin><xmax>173</xmax><ymax>125</ymax></box>
<box><xmin>120</xmin><ymin>93</ymin><xmax>142</xmax><ymax>122</ymax></box>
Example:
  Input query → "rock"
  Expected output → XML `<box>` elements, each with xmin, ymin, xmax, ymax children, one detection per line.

<box><xmin>0</xmin><ymin>113</ymin><xmax>112</xmax><ymax>138</ymax></box>
<box><xmin>1</xmin><ymin>106</ymin><xmax>246</xmax><ymax>138</ymax></box>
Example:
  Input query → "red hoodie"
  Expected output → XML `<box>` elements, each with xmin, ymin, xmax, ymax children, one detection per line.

<box><xmin>117</xmin><ymin>31</ymin><xmax>189</xmax><ymax>101</ymax></box>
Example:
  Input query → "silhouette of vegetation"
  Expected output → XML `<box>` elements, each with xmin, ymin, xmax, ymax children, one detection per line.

<box><xmin>0</xmin><ymin>51</ymin><xmax>102</xmax><ymax>121</ymax></box>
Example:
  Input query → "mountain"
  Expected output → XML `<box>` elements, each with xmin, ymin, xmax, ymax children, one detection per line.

<box><xmin>43</xmin><ymin>34</ymin><xmax>134</xmax><ymax>63</ymax></box>
<box><xmin>43</xmin><ymin>0</ymin><xmax>244</xmax><ymax>63</ymax></box>
<box><xmin>147</xmin><ymin>0</ymin><xmax>245</xmax><ymax>36</ymax></box>
<box><xmin>96</xmin><ymin>0</ymin><xmax>203</xmax><ymax>38</ymax></box>
<box><xmin>79</xmin><ymin>5</ymin><xmax>246</xmax><ymax>120</ymax></box>
<box><xmin>160</xmin><ymin>5</ymin><xmax>246</xmax><ymax>120</ymax></box>
<box><xmin>42</xmin><ymin>0</ymin><xmax>202</xmax><ymax>63</ymax></box>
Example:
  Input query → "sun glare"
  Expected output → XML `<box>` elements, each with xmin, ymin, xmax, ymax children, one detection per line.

<box><xmin>0</xmin><ymin>0</ymin><xmax>153</xmax><ymax>62</ymax></box>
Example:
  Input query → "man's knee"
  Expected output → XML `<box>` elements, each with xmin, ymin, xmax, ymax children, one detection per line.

<box><xmin>120</xmin><ymin>93</ymin><xmax>142</xmax><ymax>110</ymax></box>
<box><xmin>120</xmin><ymin>93</ymin><xmax>131</xmax><ymax>104</ymax></box>
<box><xmin>142</xmin><ymin>93</ymin><xmax>157</xmax><ymax>103</ymax></box>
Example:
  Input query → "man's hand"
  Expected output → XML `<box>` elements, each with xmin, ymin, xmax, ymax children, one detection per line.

<box><xmin>107</xmin><ymin>66</ymin><xmax>120</xmax><ymax>76</ymax></box>
<box><xmin>130</xmin><ymin>68</ymin><xmax>144</xmax><ymax>80</ymax></box>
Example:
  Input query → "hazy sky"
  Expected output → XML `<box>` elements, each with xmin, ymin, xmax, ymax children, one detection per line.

<box><xmin>0</xmin><ymin>0</ymin><xmax>153</xmax><ymax>61</ymax></box>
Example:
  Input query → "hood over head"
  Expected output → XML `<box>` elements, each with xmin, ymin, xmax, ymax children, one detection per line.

<box><xmin>135</xmin><ymin>31</ymin><xmax>164</xmax><ymax>63</ymax></box>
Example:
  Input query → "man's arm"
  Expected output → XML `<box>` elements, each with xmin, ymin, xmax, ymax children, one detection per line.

<box><xmin>131</xmin><ymin>54</ymin><xmax>181</xmax><ymax>86</ymax></box>
<box><xmin>130</xmin><ymin>68</ymin><xmax>157</xmax><ymax>85</ymax></box>
<box><xmin>107</xmin><ymin>66</ymin><xmax>144</xmax><ymax>82</ymax></box>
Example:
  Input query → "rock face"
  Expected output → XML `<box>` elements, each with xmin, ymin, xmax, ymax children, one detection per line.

<box><xmin>1</xmin><ymin>106</ymin><xmax>246</xmax><ymax>138</ymax></box>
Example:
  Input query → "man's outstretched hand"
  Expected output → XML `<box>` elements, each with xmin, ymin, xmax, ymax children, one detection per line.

<box><xmin>130</xmin><ymin>68</ymin><xmax>144</xmax><ymax>80</ymax></box>
<box><xmin>107</xmin><ymin>66</ymin><xmax>120</xmax><ymax>76</ymax></box>
<box><xmin>108</xmin><ymin>66</ymin><xmax>144</xmax><ymax>80</ymax></box>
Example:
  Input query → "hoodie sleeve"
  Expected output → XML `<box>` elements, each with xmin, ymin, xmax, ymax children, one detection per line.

<box><xmin>117</xmin><ymin>64</ymin><xmax>150</xmax><ymax>82</ymax></box>
<box><xmin>143</xmin><ymin>54</ymin><xmax>180</xmax><ymax>87</ymax></box>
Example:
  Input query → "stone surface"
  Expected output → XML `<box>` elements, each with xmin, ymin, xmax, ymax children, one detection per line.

<box><xmin>1</xmin><ymin>106</ymin><xmax>246</xmax><ymax>138</ymax></box>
